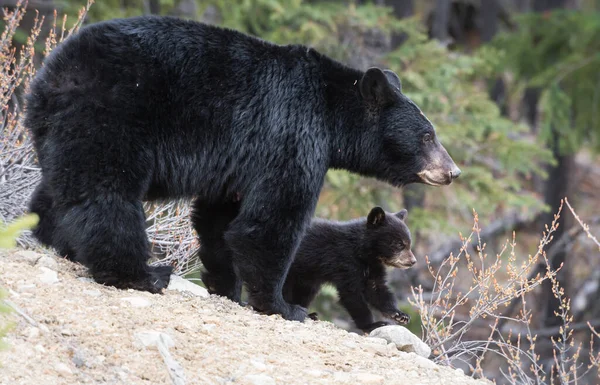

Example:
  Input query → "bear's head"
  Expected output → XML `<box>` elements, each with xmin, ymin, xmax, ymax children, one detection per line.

<box><xmin>359</xmin><ymin>68</ymin><xmax>461</xmax><ymax>187</ymax></box>
<box><xmin>364</xmin><ymin>206</ymin><xmax>416</xmax><ymax>269</ymax></box>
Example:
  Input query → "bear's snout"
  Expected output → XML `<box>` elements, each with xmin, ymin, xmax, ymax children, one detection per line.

<box><xmin>386</xmin><ymin>250</ymin><xmax>417</xmax><ymax>269</ymax></box>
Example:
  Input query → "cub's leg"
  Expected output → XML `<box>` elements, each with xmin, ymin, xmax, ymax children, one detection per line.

<box><xmin>365</xmin><ymin>277</ymin><xmax>410</xmax><ymax>325</ymax></box>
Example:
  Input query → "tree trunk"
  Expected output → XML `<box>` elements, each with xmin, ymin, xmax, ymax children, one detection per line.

<box><xmin>528</xmin><ymin>0</ymin><xmax>570</xmax><ymax>330</ymax></box>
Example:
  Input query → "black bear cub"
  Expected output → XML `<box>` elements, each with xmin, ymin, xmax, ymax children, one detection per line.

<box><xmin>283</xmin><ymin>207</ymin><xmax>415</xmax><ymax>333</ymax></box>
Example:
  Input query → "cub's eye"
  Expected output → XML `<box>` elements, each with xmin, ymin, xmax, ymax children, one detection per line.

<box><xmin>423</xmin><ymin>133</ymin><xmax>432</xmax><ymax>143</ymax></box>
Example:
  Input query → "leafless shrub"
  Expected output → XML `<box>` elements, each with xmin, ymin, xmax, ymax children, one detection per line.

<box><xmin>412</xmin><ymin>201</ymin><xmax>600</xmax><ymax>384</ymax></box>
<box><xmin>145</xmin><ymin>201</ymin><xmax>199</xmax><ymax>276</ymax></box>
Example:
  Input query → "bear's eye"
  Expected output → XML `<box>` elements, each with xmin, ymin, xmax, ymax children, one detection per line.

<box><xmin>423</xmin><ymin>133</ymin><xmax>432</xmax><ymax>143</ymax></box>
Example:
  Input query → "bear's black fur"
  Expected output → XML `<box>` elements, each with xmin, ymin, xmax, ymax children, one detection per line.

<box><xmin>25</xmin><ymin>15</ymin><xmax>460</xmax><ymax>321</ymax></box>
<box><xmin>282</xmin><ymin>207</ymin><xmax>415</xmax><ymax>332</ymax></box>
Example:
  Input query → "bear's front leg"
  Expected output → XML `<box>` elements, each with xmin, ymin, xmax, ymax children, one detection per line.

<box><xmin>224</xmin><ymin>189</ymin><xmax>318</xmax><ymax>322</ymax></box>
<box><xmin>365</xmin><ymin>278</ymin><xmax>410</xmax><ymax>325</ymax></box>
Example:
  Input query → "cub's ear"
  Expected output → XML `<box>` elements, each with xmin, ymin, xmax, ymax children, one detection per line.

<box><xmin>383</xmin><ymin>69</ymin><xmax>402</xmax><ymax>93</ymax></box>
<box><xmin>359</xmin><ymin>68</ymin><xmax>397</xmax><ymax>106</ymax></box>
<box><xmin>367</xmin><ymin>207</ymin><xmax>386</xmax><ymax>228</ymax></box>
<box><xmin>396</xmin><ymin>209</ymin><xmax>408</xmax><ymax>221</ymax></box>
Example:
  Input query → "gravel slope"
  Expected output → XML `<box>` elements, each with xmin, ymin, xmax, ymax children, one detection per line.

<box><xmin>0</xmin><ymin>249</ymin><xmax>490</xmax><ymax>385</ymax></box>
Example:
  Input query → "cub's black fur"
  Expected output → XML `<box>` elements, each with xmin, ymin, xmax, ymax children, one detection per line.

<box><xmin>26</xmin><ymin>15</ymin><xmax>459</xmax><ymax>321</ymax></box>
<box><xmin>283</xmin><ymin>207</ymin><xmax>416</xmax><ymax>332</ymax></box>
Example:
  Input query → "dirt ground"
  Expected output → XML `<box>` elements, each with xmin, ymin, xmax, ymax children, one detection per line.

<box><xmin>0</xmin><ymin>249</ymin><xmax>489</xmax><ymax>385</ymax></box>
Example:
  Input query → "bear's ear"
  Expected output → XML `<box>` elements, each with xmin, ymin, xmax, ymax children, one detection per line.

<box><xmin>359</xmin><ymin>68</ymin><xmax>397</xmax><ymax>106</ymax></box>
<box><xmin>367</xmin><ymin>207</ymin><xmax>386</xmax><ymax>228</ymax></box>
<box><xmin>383</xmin><ymin>69</ymin><xmax>402</xmax><ymax>93</ymax></box>
<box><xmin>396</xmin><ymin>209</ymin><xmax>408</xmax><ymax>221</ymax></box>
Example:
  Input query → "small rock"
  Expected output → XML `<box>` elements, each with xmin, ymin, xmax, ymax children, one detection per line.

<box><xmin>120</xmin><ymin>296</ymin><xmax>152</xmax><ymax>308</ymax></box>
<box><xmin>60</xmin><ymin>329</ymin><xmax>75</xmax><ymax>336</ymax></box>
<box><xmin>15</xmin><ymin>250</ymin><xmax>43</xmax><ymax>264</ymax></box>
<box><xmin>167</xmin><ymin>275</ymin><xmax>209</xmax><ymax>297</ymax></box>
<box><xmin>250</xmin><ymin>359</ymin><xmax>267</xmax><ymax>372</ymax></box>
<box><xmin>24</xmin><ymin>326</ymin><xmax>40</xmax><ymax>340</ymax></box>
<box><xmin>83</xmin><ymin>289</ymin><xmax>102</xmax><ymax>297</ymax></box>
<box><xmin>36</xmin><ymin>256</ymin><xmax>58</xmax><ymax>270</ymax></box>
<box><xmin>16</xmin><ymin>283</ymin><xmax>37</xmax><ymax>292</ymax></box>
<box><xmin>347</xmin><ymin>332</ymin><xmax>361</xmax><ymax>339</ymax></box>
<box><xmin>54</xmin><ymin>362</ymin><xmax>73</xmax><ymax>376</ymax></box>
<box><xmin>354</xmin><ymin>373</ymin><xmax>385</xmax><ymax>384</ymax></box>
<box><xmin>369</xmin><ymin>325</ymin><xmax>431</xmax><ymax>358</ymax></box>
<box><xmin>39</xmin><ymin>324</ymin><xmax>50</xmax><ymax>333</ymax></box>
<box><xmin>202</xmin><ymin>324</ymin><xmax>216</xmax><ymax>332</ymax></box>
<box><xmin>78</xmin><ymin>277</ymin><xmax>96</xmax><ymax>284</ymax></box>
<box><xmin>455</xmin><ymin>368</ymin><xmax>465</xmax><ymax>376</ymax></box>
<box><xmin>242</xmin><ymin>374</ymin><xmax>275</xmax><ymax>385</ymax></box>
<box><xmin>342</xmin><ymin>340</ymin><xmax>357</xmax><ymax>349</ymax></box>
<box><xmin>134</xmin><ymin>331</ymin><xmax>174</xmax><ymax>349</ymax></box>
<box><xmin>38</xmin><ymin>267</ymin><xmax>59</xmax><ymax>284</ymax></box>
<box><xmin>34</xmin><ymin>344</ymin><xmax>46</xmax><ymax>354</ymax></box>
<box><xmin>72</xmin><ymin>355</ymin><xmax>85</xmax><ymax>368</ymax></box>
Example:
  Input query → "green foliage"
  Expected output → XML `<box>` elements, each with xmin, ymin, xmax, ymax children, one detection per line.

<box><xmin>493</xmin><ymin>10</ymin><xmax>600</xmax><ymax>154</ymax></box>
<box><xmin>0</xmin><ymin>214</ymin><xmax>39</xmax><ymax>249</ymax></box>
<box><xmin>0</xmin><ymin>214</ymin><xmax>38</xmax><ymax>353</ymax></box>
<box><xmin>212</xmin><ymin>0</ymin><xmax>399</xmax><ymax>61</ymax></box>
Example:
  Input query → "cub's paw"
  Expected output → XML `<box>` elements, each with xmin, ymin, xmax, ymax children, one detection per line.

<box><xmin>308</xmin><ymin>312</ymin><xmax>319</xmax><ymax>321</ymax></box>
<box><xmin>386</xmin><ymin>311</ymin><xmax>410</xmax><ymax>325</ymax></box>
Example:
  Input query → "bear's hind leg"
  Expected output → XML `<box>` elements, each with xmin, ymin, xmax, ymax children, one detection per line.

<box><xmin>29</xmin><ymin>179</ymin><xmax>76</xmax><ymax>260</ymax></box>
<box><xmin>55</xmin><ymin>196</ymin><xmax>171</xmax><ymax>293</ymax></box>
<box><xmin>192</xmin><ymin>198</ymin><xmax>242</xmax><ymax>302</ymax></box>
<box><xmin>29</xmin><ymin>179</ymin><xmax>57</xmax><ymax>248</ymax></box>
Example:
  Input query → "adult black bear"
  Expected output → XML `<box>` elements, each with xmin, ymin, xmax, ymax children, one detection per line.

<box><xmin>282</xmin><ymin>207</ymin><xmax>415</xmax><ymax>332</ymax></box>
<box><xmin>26</xmin><ymin>16</ymin><xmax>460</xmax><ymax>322</ymax></box>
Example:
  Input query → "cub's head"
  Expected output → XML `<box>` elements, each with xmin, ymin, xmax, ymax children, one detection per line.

<box><xmin>359</xmin><ymin>67</ymin><xmax>461</xmax><ymax>187</ymax></box>
<box><xmin>364</xmin><ymin>207</ymin><xmax>416</xmax><ymax>269</ymax></box>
